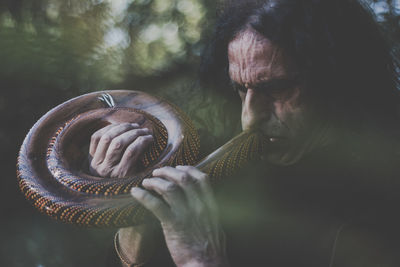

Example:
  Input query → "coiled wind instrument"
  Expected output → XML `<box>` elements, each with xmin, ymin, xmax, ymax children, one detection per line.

<box><xmin>17</xmin><ymin>90</ymin><xmax>267</xmax><ymax>227</ymax></box>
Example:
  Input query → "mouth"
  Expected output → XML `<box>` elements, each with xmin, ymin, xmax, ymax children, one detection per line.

<box><xmin>268</xmin><ymin>137</ymin><xmax>281</xmax><ymax>143</ymax></box>
<box><xmin>265</xmin><ymin>136</ymin><xmax>290</xmax><ymax>152</ymax></box>
<box><xmin>246</xmin><ymin>127</ymin><xmax>290</xmax><ymax>146</ymax></box>
<box><xmin>266</xmin><ymin>135</ymin><xmax>288</xmax><ymax>143</ymax></box>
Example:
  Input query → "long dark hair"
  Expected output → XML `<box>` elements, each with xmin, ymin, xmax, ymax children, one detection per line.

<box><xmin>200</xmin><ymin>0</ymin><xmax>400</xmax><ymax>131</ymax></box>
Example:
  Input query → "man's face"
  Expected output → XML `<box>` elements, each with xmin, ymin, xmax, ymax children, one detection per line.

<box><xmin>228</xmin><ymin>28</ymin><xmax>328</xmax><ymax>165</ymax></box>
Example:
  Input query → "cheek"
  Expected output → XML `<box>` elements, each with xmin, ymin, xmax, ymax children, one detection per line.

<box><xmin>274</xmin><ymin>89</ymin><xmax>307</xmax><ymax>127</ymax></box>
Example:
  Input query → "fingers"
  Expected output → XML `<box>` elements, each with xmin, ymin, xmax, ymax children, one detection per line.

<box><xmin>152</xmin><ymin>166</ymin><xmax>209</xmax><ymax>194</ymax></box>
<box><xmin>175</xmin><ymin>165</ymin><xmax>209</xmax><ymax>187</ymax></box>
<box><xmin>118</xmin><ymin>135</ymin><xmax>154</xmax><ymax>172</ymax></box>
<box><xmin>151</xmin><ymin>166</ymin><xmax>215</xmax><ymax>213</ymax></box>
<box><xmin>91</xmin><ymin>123</ymin><xmax>139</xmax><ymax>165</ymax></box>
<box><xmin>89</xmin><ymin>122</ymin><xmax>154</xmax><ymax>178</ymax></box>
<box><xmin>142</xmin><ymin>178</ymin><xmax>187</xmax><ymax>211</ymax></box>
<box><xmin>104</xmin><ymin>128</ymin><xmax>152</xmax><ymax>164</ymax></box>
<box><xmin>131</xmin><ymin>166</ymin><xmax>219</xmax><ymax>242</ymax></box>
<box><xmin>130</xmin><ymin>187</ymin><xmax>171</xmax><ymax>221</ymax></box>
<box><xmin>89</xmin><ymin>124</ymin><xmax>114</xmax><ymax>156</ymax></box>
<box><xmin>175</xmin><ymin>166</ymin><xmax>214</xmax><ymax>198</ymax></box>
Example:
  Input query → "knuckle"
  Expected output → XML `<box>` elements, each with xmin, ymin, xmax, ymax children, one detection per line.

<box><xmin>165</xmin><ymin>183</ymin><xmax>178</xmax><ymax>193</ymax></box>
<box><xmin>125</xmin><ymin>147</ymin><xmax>137</xmax><ymax>158</ymax></box>
<box><xmin>121</xmin><ymin>123</ymin><xmax>134</xmax><ymax>130</ymax></box>
<box><xmin>115</xmin><ymin>169</ymin><xmax>126</xmax><ymax>178</ymax></box>
<box><xmin>121</xmin><ymin>122</ymin><xmax>132</xmax><ymax>127</ymax></box>
<box><xmin>90</xmin><ymin>159</ymin><xmax>99</xmax><ymax>168</ymax></box>
<box><xmin>141</xmin><ymin>179</ymin><xmax>150</xmax><ymax>187</ymax></box>
<box><xmin>97</xmin><ymin>166</ymin><xmax>109</xmax><ymax>177</ymax></box>
<box><xmin>125</xmin><ymin>151</ymin><xmax>134</xmax><ymax>158</ymax></box>
<box><xmin>136</xmin><ymin>135</ymin><xmax>145</xmax><ymax>142</ymax></box>
<box><xmin>153</xmin><ymin>166</ymin><xmax>169</xmax><ymax>176</ymax></box>
<box><xmin>110</xmin><ymin>139</ymin><xmax>122</xmax><ymax>149</ymax></box>
<box><xmin>179</xmin><ymin>173</ymin><xmax>192</xmax><ymax>185</ymax></box>
<box><xmin>101</xmin><ymin>134</ymin><xmax>112</xmax><ymax>143</ymax></box>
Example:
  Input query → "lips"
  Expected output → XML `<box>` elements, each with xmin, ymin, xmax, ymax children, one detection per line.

<box><xmin>256</xmin><ymin>126</ymin><xmax>289</xmax><ymax>143</ymax></box>
<box><xmin>250</xmin><ymin>127</ymin><xmax>288</xmax><ymax>145</ymax></box>
<box><xmin>265</xmin><ymin>136</ymin><xmax>290</xmax><ymax>151</ymax></box>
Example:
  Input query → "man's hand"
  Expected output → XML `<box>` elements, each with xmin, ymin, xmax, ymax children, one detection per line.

<box><xmin>88</xmin><ymin>122</ymin><xmax>153</xmax><ymax>178</ymax></box>
<box><xmin>131</xmin><ymin>166</ymin><xmax>229</xmax><ymax>267</ymax></box>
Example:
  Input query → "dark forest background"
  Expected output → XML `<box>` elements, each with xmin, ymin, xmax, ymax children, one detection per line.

<box><xmin>0</xmin><ymin>0</ymin><xmax>398</xmax><ymax>266</ymax></box>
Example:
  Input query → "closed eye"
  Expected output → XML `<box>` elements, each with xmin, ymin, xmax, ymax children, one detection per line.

<box><xmin>231</xmin><ymin>78</ymin><xmax>298</xmax><ymax>98</ymax></box>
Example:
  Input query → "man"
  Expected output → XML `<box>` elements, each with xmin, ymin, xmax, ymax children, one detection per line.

<box><xmin>97</xmin><ymin>0</ymin><xmax>400</xmax><ymax>266</ymax></box>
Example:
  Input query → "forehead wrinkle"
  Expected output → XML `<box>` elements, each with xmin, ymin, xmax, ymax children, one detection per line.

<box><xmin>230</xmin><ymin>30</ymin><xmax>261</xmax><ymax>84</ymax></box>
<box><xmin>228</xmin><ymin>28</ymin><xmax>285</xmax><ymax>86</ymax></box>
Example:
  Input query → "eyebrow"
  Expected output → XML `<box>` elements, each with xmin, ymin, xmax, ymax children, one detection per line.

<box><xmin>231</xmin><ymin>78</ymin><xmax>298</xmax><ymax>93</ymax></box>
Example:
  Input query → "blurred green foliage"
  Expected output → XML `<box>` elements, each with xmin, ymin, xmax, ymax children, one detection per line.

<box><xmin>0</xmin><ymin>0</ymin><xmax>211</xmax><ymax>99</ymax></box>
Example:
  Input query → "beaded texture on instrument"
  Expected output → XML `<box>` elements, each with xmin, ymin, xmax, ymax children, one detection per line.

<box><xmin>17</xmin><ymin>90</ymin><xmax>266</xmax><ymax>227</ymax></box>
<box><xmin>45</xmin><ymin>109</ymin><xmax>170</xmax><ymax>196</ymax></box>
<box><xmin>197</xmin><ymin>131</ymin><xmax>269</xmax><ymax>183</ymax></box>
<box><xmin>164</xmin><ymin>101</ymin><xmax>200</xmax><ymax>167</ymax></box>
<box><xmin>17</xmin><ymin>91</ymin><xmax>200</xmax><ymax>227</ymax></box>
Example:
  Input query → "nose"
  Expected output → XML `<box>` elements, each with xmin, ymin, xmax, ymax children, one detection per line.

<box><xmin>241</xmin><ymin>88</ymin><xmax>273</xmax><ymax>131</ymax></box>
